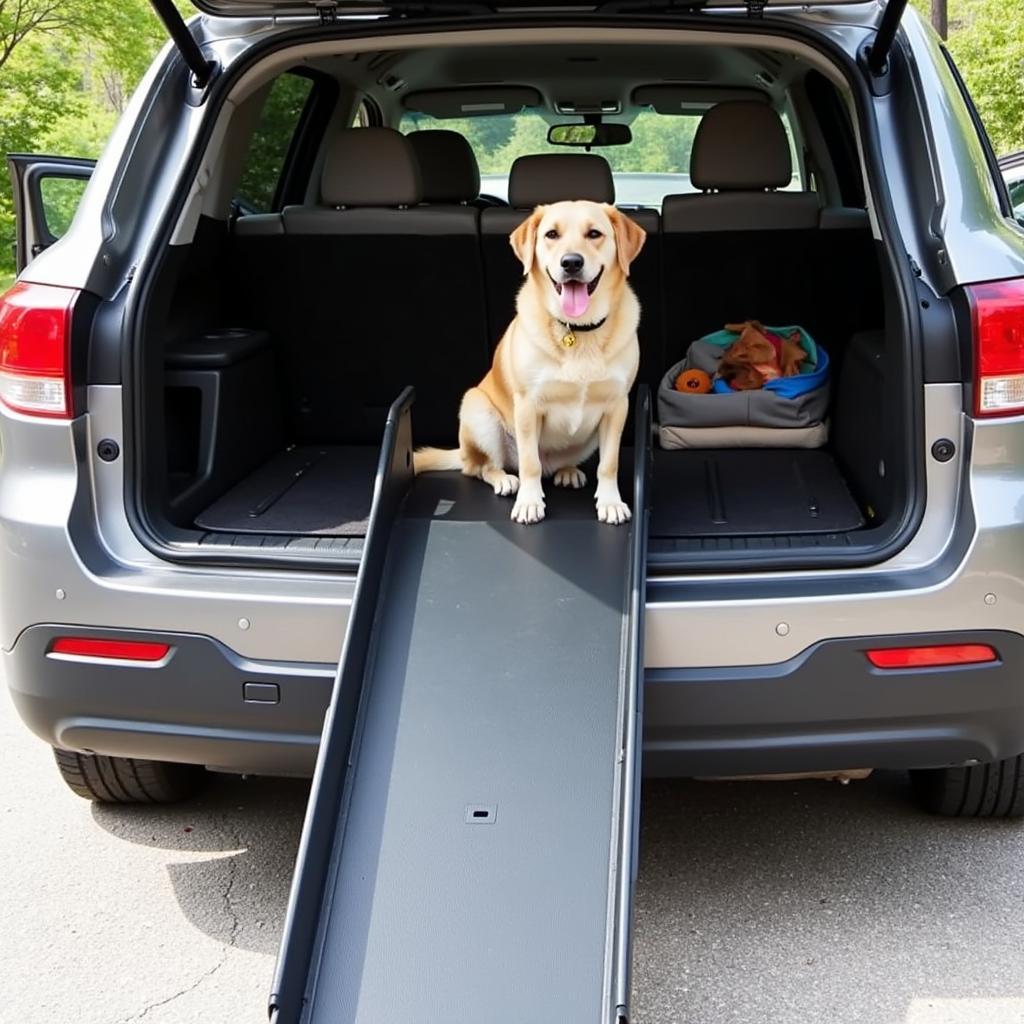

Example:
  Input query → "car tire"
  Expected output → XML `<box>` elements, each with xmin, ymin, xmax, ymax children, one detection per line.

<box><xmin>909</xmin><ymin>757</ymin><xmax>1024</xmax><ymax>818</ymax></box>
<box><xmin>52</xmin><ymin>748</ymin><xmax>207</xmax><ymax>804</ymax></box>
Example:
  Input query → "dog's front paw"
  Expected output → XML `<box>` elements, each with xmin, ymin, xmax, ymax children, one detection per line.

<box><xmin>511</xmin><ymin>489</ymin><xmax>546</xmax><ymax>524</ymax></box>
<box><xmin>553</xmin><ymin>466</ymin><xmax>587</xmax><ymax>489</ymax></box>
<box><xmin>491</xmin><ymin>472</ymin><xmax>519</xmax><ymax>497</ymax></box>
<box><xmin>596</xmin><ymin>499</ymin><xmax>631</xmax><ymax>525</ymax></box>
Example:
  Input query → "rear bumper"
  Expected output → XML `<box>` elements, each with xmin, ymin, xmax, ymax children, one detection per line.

<box><xmin>7</xmin><ymin>624</ymin><xmax>1024</xmax><ymax>777</ymax></box>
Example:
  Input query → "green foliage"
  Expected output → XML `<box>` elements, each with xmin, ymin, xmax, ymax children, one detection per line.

<box><xmin>236</xmin><ymin>72</ymin><xmax>315</xmax><ymax>211</ymax></box>
<box><xmin>910</xmin><ymin>0</ymin><xmax>1024</xmax><ymax>152</ymax></box>
<box><xmin>946</xmin><ymin>0</ymin><xmax>1024</xmax><ymax>154</ymax></box>
<box><xmin>0</xmin><ymin>0</ymin><xmax>167</xmax><ymax>278</ymax></box>
<box><xmin>39</xmin><ymin>176</ymin><xmax>90</xmax><ymax>238</ymax></box>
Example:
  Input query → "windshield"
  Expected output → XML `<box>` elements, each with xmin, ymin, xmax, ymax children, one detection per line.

<box><xmin>401</xmin><ymin>108</ymin><xmax>803</xmax><ymax>208</ymax></box>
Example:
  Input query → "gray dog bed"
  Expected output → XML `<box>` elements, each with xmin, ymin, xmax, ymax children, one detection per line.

<box><xmin>658</xmin><ymin>331</ymin><xmax>830</xmax><ymax>449</ymax></box>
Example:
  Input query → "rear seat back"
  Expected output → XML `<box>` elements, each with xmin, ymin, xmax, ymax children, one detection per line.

<box><xmin>659</xmin><ymin>101</ymin><xmax>881</xmax><ymax>364</ymax></box>
<box><xmin>262</xmin><ymin>127</ymin><xmax>490</xmax><ymax>445</ymax></box>
<box><xmin>479</xmin><ymin>154</ymin><xmax>663</xmax><ymax>384</ymax></box>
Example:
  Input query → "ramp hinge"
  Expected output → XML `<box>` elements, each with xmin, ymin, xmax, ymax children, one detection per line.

<box><xmin>744</xmin><ymin>0</ymin><xmax>765</xmax><ymax>16</ymax></box>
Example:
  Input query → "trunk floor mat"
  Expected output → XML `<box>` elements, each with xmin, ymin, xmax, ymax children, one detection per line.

<box><xmin>195</xmin><ymin>444</ymin><xmax>864</xmax><ymax>540</ymax></box>
<box><xmin>650</xmin><ymin>448</ymin><xmax>864</xmax><ymax>537</ymax></box>
<box><xmin>195</xmin><ymin>445</ymin><xmax>380</xmax><ymax>536</ymax></box>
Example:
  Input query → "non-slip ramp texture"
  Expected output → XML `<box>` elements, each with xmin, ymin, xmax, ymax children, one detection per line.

<box><xmin>304</xmin><ymin>474</ymin><xmax>634</xmax><ymax>1024</ymax></box>
<box><xmin>651</xmin><ymin>448</ymin><xmax>864</xmax><ymax>537</ymax></box>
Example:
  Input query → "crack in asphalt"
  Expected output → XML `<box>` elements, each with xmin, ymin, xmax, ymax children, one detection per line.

<box><xmin>115</xmin><ymin>813</ymin><xmax>245</xmax><ymax>1024</ymax></box>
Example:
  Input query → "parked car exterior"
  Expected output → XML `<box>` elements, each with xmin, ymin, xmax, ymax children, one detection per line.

<box><xmin>3</xmin><ymin>0</ymin><xmax>1024</xmax><ymax>817</ymax></box>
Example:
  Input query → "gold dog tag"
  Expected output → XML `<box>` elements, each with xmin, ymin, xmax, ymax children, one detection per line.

<box><xmin>561</xmin><ymin>330</ymin><xmax>577</xmax><ymax>348</ymax></box>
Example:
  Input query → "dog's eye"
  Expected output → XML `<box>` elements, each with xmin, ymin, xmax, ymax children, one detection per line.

<box><xmin>544</xmin><ymin>229</ymin><xmax>559</xmax><ymax>240</ymax></box>
<box><xmin>585</xmin><ymin>229</ymin><xmax>603</xmax><ymax>240</ymax></box>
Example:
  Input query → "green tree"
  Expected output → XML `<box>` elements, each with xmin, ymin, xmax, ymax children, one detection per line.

<box><xmin>945</xmin><ymin>0</ymin><xmax>1024</xmax><ymax>153</ymax></box>
<box><xmin>0</xmin><ymin>0</ymin><xmax>169</xmax><ymax>281</ymax></box>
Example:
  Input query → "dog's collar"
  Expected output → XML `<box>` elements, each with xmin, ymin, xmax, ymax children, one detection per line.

<box><xmin>558</xmin><ymin>316</ymin><xmax>607</xmax><ymax>333</ymax></box>
<box><xmin>556</xmin><ymin>316</ymin><xmax>607</xmax><ymax>348</ymax></box>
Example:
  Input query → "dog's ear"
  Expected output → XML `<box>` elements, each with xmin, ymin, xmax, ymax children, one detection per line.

<box><xmin>605</xmin><ymin>206</ymin><xmax>647</xmax><ymax>277</ymax></box>
<box><xmin>509</xmin><ymin>207</ymin><xmax>543</xmax><ymax>275</ymax></box>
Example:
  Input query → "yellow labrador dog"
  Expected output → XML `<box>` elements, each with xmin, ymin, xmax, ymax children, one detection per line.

<box><xmin>414</xmin><ymin>200</ymin><xmax>645</xmax><ymax>525</ymax></box>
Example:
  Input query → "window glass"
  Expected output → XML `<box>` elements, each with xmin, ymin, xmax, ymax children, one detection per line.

<box><xmin>401</xmin><ymin>106</ymin><xmax>805</xmax><ymax>208</ymax></box>
<box><xmin>1006</xmin><ymin>172</ymin><xmax>1024</xmax><ymax>222</ymax></box>
<box><xmin>353</xmin><ymin>99</ymin><xmax>375</xmax><ymax>127</ymax></box>
<box><xmin>39</xmin><ymin>175</ymin><xmax>89</xmax><ymax>239</ymax></box>
<box><xmin>236</xmin><ymin>72</ymin><xmax>315</xmax><ymax>213</ymax></box>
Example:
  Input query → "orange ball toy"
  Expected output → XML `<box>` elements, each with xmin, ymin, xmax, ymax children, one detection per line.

<box><xmin>674</xmin><ymin>368</ymin><xmax>713</xmax><ymax>394</ymax></box>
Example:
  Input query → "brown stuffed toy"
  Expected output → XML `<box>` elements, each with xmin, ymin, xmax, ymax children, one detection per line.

<box><xmin>718</xmin><ymin>321</ymin><xmax>807</xmax><ymax>391</ymax></box>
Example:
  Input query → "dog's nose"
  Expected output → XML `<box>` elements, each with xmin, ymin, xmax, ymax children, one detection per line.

<box><xmin>561</xmin><ymin>252</ymin><xmax>585</xmax><ymax>275</ymax></box>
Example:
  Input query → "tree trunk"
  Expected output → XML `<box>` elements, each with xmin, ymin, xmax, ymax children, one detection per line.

<box><xmin>931</xmin><ymin>0</ymin><xmax>948</xmax><ymax>39</ymax></box>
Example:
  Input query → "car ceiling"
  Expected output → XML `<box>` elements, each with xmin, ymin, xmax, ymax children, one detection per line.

<box><xmin>311</xmin><ymin>42</ymin><xmax>797</xmax><ymax>117</ymax></box>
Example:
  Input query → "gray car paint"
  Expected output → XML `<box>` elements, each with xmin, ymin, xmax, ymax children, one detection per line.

<box><xmin>4</xmin><ymin>4</ymin><xmax>1024</xmax><ymax>776</ymax></box>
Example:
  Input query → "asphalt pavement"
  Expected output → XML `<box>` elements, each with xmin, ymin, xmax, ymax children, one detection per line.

<box><xmin>4</xmin><ymin>688</ymin><xmax>1024</xmax><ymax>1024</ymax></box>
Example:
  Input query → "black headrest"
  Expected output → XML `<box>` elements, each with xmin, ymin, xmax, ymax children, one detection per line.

<box><xmin>690</xmin><ymin>101</ymin><xmax>792</xmax><ymax>191</ymax></box>
<box><xmin>406</xmin><ymin>130</ymin><xmax>481</xmax><ymax>203</ymax></box>
<box><xmin>321</xmin><ymin>127</ymin><xmax>422</xmax><ymax>207</ymax></box>
<box><xmin>507</xmin><ymin>154</ymin><xmax>615</xmax><ymax>208</ymax></box>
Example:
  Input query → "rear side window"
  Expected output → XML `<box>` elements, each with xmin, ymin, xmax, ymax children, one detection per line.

<box><xmin>236</xmin><ymin>72</ymin><xmax>316</xmax><ymax>213</ymax></box>
<box><xmin>39</xmin><ymin>175</ymin><xmax>90</xmax><ymax>239</ymax></box>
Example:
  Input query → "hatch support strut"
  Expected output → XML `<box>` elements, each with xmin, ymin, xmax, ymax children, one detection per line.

<box><xmin>866</xmin><ymin>0</ymin><xmax>910</xmax><ymax>76</ymax></box>
<box><xmin>149</xmin><ymin>0</ymin><xmax>215</xmax><ymax>89</ymax></box>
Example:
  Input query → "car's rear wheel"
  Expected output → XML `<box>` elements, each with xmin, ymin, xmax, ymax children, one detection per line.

<box><xmin>52</xmin><ymin>748</ymin><xmax>207</xmax><ymax>804</ymax></box>
<box><xmin>910</xmin><ymin>757</ymin><xmax>1024</xmax><ymax>818</ymax></box>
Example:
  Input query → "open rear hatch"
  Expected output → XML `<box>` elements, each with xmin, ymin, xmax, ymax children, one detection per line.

<box><xmin>131</xmin><ymin>0</ymin><xmax>922</xmax><ymax>573</ymax></box>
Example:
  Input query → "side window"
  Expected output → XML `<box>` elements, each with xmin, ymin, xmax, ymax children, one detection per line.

<box><xmin>352</xmin><ymin>99</ymin><xmax>376</xmax><ymax>128</ymax></box>
<box><xmin>236</xmin><ymin>72</ymin><xmax>316</xmax><ymax>213</ymax></box>
<box><xmin>39</xmin><ymin>175</ymin><xmax>90</xmax><ymax>240</ymax></box>
<box><xmin>1008</xmin><ymin>175</ymin><xmax>1024</xmax><ymax>225</ymax></box>
<box><xmin>779</xmin><ymin>111</ymin><xmax>812</xmax><ymax>193</ymax></box>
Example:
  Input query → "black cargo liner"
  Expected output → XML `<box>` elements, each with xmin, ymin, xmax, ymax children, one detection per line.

<box><xmin>192</xmin><ymin>445</ymin><xmax>863</xmax><ymax>544</ymax></box>
<box><xmin>196</xmin><ymin>445</ymin><xmax>379</xmax><ymax>536</ymax></box>
<box><xmin>650</xmin><ymin>449</ymin><xmax>863</xmax><ymax>537</ymax></box>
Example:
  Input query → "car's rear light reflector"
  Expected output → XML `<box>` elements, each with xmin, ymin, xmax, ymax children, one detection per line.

<box><xmin>50</xmin><ymin>638</ymin><xmax>171</xmax><ymax>662</ymax></box>
<box><xmin>866</xmin><ymin>644</ymin><xmax>998</xmax><ymax>669</ymax></box>
<box><xmin>0</xmin><ymin>281</ymin><xmax>77</xmax><ymax>418</ymax></box>
<box><xmin>970</xmin><ymin>278</ymin><xmax>1024</xmax><ymax>417</ymax></box>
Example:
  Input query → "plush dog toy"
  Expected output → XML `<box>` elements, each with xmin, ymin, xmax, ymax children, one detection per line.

<box><xmin>718</xmin><ymin>321</ymin><xmax>807</xmax><ymax>391</ymax></box>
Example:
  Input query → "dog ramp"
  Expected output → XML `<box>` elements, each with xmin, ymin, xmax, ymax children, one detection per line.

<box><xmin>270</xmin><ymin>387</ymin><xmax>650</xmax><ymax>1024</ymax></box>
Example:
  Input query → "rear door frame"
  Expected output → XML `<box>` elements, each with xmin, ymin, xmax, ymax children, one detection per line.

<box><xmin>7</xmin><ymin>155</ymin><xmax>96</xmax><ymax>274</ymax></box>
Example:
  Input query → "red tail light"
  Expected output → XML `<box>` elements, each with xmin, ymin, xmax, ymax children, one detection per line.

<box><xmin>970</xmin><ymin>278</ymin><xmax>1024</xmax><ymax>417</ymax></box>
<box><xmin>0</xmin><ymin>281</ymin><xmax>78</xmax><ymax>418</ymax></box>
<box><xmin>50</xmin><ymin>638</ymin><xmax>171</xmax><ymax>662</ymax></box>
<box><xmin>866</xmin><ymin>644</ymin><xmax>998</xmax><ymax>669</ymax></box>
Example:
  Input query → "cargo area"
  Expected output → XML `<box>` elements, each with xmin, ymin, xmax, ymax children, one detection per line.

<box><xmin>132</xmin><ymin>36</ymin><xmax>917</xmax><ymax>570</ymax></box>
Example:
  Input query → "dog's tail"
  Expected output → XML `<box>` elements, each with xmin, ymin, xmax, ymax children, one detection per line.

<box><xmin>412</xmin><ymin>447</ymin><xmax>463</xmax><ymax>475</ymax></box>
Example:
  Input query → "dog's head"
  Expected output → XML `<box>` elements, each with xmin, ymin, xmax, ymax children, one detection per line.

<box><xmin>509</xmin><ymin>201</ymin><xmax>646</xmax><ymax>323</ymax></box>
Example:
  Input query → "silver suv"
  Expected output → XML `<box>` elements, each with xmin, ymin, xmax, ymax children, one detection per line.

<box><xmin>4</xmin><ymin>0</ymin><xmax>1024</xmax><ymax>818</ymax></box>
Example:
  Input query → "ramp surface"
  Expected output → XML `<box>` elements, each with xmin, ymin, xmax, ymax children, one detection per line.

<box><xmin>271</xmin><ymin>389</ymin><xmax>648</xmax><ymax>1024</ymax></box>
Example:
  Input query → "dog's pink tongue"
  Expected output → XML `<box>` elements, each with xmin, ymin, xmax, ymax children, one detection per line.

<box><xmin>561</xmin><ymin>281</ymin><xmax>589</xmax><ymax>319</ymax></box>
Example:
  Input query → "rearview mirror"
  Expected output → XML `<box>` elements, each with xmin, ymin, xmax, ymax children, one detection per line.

<box><xmin>547</xmin><ymin>123</ymin><xmax>633</xmax><ymax>147</ymax></box>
